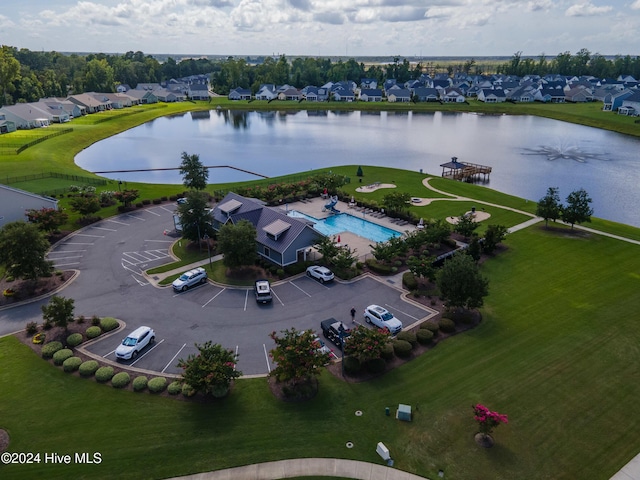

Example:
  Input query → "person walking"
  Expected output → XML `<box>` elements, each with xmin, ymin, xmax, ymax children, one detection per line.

<box><xmin>350</xmin><ymin>307</ymin><xmax>356</xmax><ymax>323</ymax></box>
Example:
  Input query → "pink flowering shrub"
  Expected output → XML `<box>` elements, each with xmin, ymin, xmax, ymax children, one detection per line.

<box><xmin>473</xmin><ymin>403</ymin><xmax>508</xmax><ymax>436</ymax></box>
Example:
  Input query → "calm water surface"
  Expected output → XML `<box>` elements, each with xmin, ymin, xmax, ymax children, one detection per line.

<box><xmin>76</xmin><ymin>110</ymin><xmax>640</xmax><ymax>227</ymax></box>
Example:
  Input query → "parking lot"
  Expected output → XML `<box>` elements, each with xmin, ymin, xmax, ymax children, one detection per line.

<box><xmin>26</xmin><ymin>202</ymin><xmax>438</xmax><ymax>376</ymax></box>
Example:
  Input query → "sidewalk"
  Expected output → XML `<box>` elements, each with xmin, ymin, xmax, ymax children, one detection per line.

<box><xmin>145</xmin><ymin>254</ymin><xmax>223</xmax><ymax>287</ymax></box>
<box><xmin>167</xmin><ymin>458</ymin><xmax>430</xmax><ymax>480</ymax></box>
<box><xmin>610</xmin><ymin>453</ymin><xmax>640</xmax><ymax>480</ymax></box>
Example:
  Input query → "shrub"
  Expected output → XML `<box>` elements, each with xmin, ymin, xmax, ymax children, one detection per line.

<box><xmin>95</xmin><ymin>366</ymin><xmax>115</xmax><ymax>383</ymax></box>
<box><xmin>135</xmin><ymin>202</ymin><xmax>143</xmax><ymax>209</ymax></box>
<box><xmin>403</xmin><ymin>272</ymin><xmax>418</xmax><ymax>290</ymax></box>
<box><xmin>181</xmin><ymin>383</ymin><xmax>196</xmax><ymax>397</ymax></box>
<box><xmin>397</xmin><ymin>331</ymin><xmax>417</xmax><ymax>347</ymax></box>
<box><xmin>167</xmin><ymin>381</ymin><xmax>182</xmax><ymax>395</ymax></box>
<box><xmin>42</xmin><ymin>341</ymin><xmax>63</xmax><ymax>359</ymax></box>
<box><xmin>393</xmin><ymin>339</ymin><xmax>413</xmax><ymax>358</ymax></box>
<box><xmin>76</xmin><ymin>315</ymin><xmax>85</xmax><ymax>324</ymax></box>
<box><xmin>99</xmin><ymin>317</ymin><xmax>119</xmax><ymax>332</ymax></box>
<box><xmin>161</xmin><ymin>196</ymin><xmax>168</xmax><ymax>202</ymax></box>
<box><xmin>79</xmin><ymin>360</ymin><xmax>99</xmax><ymax>377</ymax></box>
<box><xmin>148</xmin><ymin>377</ymin><xmax>167</xmax><ymax>393</ymax></box>
<box><xmin>365</xmin><ymin>258</ymin><xmax>393</xmax><ymax>275</ymax></box>
<box><xmin>52</xmin><ymin>348</ymin><xmax>74</xmax><ymax>365</ymax></box>
<box><xmin>420</xmin><ymin>321</ymin><xmax>440</xmax><ymax>335</ymax></box>
<box><xmin>365</xmin><ymin>357</ymin><xmax>387</xmax><ymax>374</ymax></box>
<box><xmin>439</xmin><ymin>318</ymin><xmax>456</xmax><ymax>333</ymax></box>
<box><xmin>416</xmin><ymin>328</ymin><xmax>434</xmax><ymax>345</ymax></box>
<box><xmin>26</xmin><ymin>321</ymin><xmax>38</xmax><ymax>335</ymax></box>
<box><xmin>132</xmin><ymin>376</ymin><xmax>148</xmax><ymax>392</ymax></box>
<box><xmin>211</xmin><ymin>384</ymin><xmax>229</xmax><ymax>398</ymax></box>
<box><xmin>111</xmin><ymin>372</ymin><xmax>130</xmax><ymax>389</ymax></box>
<box><xmin>41</xmin><ymin>319</ymin><xmax>53</xmax><ymax>330</ymax></box>
<box><xmin>152</xmin><ymin>198</ymin><xmax>161</xmax><ymax>205</ymax></box>
<box><xmin>276</xmin><ymin>268</ymin><xmax>285</xmax><ymax>279</ymax></box>
<box><xmin>91</xmin><ymin>315</ymin><xmax>101</xmax><ymax>326</ymax></box>
<box><xmin>63</xmin><ymin>356</ymin><xmax>82</xmax><ymax>372</ymax></box>
<box><xmin>32</xmin><ymin>333</ymin><xmax>46</xmax><ymax>344</ymax></box>
<box><xmin>380</xmin><ymin>342</ymin><xmax>395</xmax><ymax>360</ymax></box>
<box><xmin>142</xmin><ymin>199</ymin><xmax>151</xmax><ymax>205</ymax></box>
<box><xmin>343</xmin><ymin>355</ymin><xmax>361</xmax><ymax>375</ymax></box>
<box><xmin>85</xmin><ymin>326</ymin><xmax>102</xmax><ymax>339</ymax></box>
<box><xmin>66</xmin><ymin>333</ymin><xmax>83</xmax><ymax>348</ymax></box>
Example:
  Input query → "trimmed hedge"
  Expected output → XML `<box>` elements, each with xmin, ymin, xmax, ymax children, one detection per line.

<box><xmin>416</xmin><ymin>328</ymin><xmax>434</xmax><ymax>345</ymax></box>
<box><xmin>111</xmin><ymin>372</ymin><xmax>130</xmax><ymax>389</ymax></box>
<box><xmin>148</xmin><ymin>377</ymin><xmax>167</xmax><ymax>393</ymax></box>
<box><xmin>95</xmin><ymin>366</ymin><xmax>115</xmax><ymax>383</ymax></box>
<box><xmin>420</xmin><ymin>321</ymin><xmax>440</xmax><ymax>334</ymax></box>
<box><xmin>343</xmin><ymin>355</ymin><xmax>361</xmax><ymax>375</ymax></box>
<box><xmin>85</xmin><ymin>326</ymin><xmax>102</xmax><ymax>339</ymax></box>
<box><xmin>167</xmin><ymin>381</ymin><xmax>182</xmax><ymax>395</ymax></box>
<box><xmin>78</xmin><ymin>360</ymin><xmax>99</xmax><ymax>377</ymax></box>
<box><xmin>66</xmin><ymin>333</ymin><xmax>83</xmax><ymax>348</ymax></box>
<box><xmin>62</xmin><ymin>356</ymin><xmax>82</xmax><ymax>372</ymax></box>
<box><xmin>99</xmin><ymin>317</ymin><xmax>119</xmax><ymax>332</ymax></box>
<box><xmin>393</xmin><ymin>339</ymin><xmax>413</xmax><ymax>358</ymax></box>
<box><xmin>380</xmin><ymin>342</ymin><xmax>395</xmax><ymax>360</ymax></box>
<box><xmin>365</xmin><ymin>258</ymin><xmax>393</xmax><ymax>275</ymax></box>
<box><xmin>181</xmin><ymin>383</ymin><xmax>196</xmax><ymax>397</ymax></box>
<box><xmin>396</xmin><ymin>331</ymin><xmax>418</xmax><ymax>347</ymax></box>
<box><xmin>52</xmin><ymin>348</ymin><xmax>73</xmax><ymax>365</ymax></box>
<box><xmin>42</xmin><ymin>341</ymin><xmax>63</xmax><ymax>359</ymax></box>
<box><xmin>439</xmin><ymin>318</ymin><xmax>456</xmax><ymax>333</ymax></box>
<box><xmin>365</xmin><ymin>357</ymin><xmax>386</xmax><ymax>374</ymax></box>
<box><xmin>132</xmin><ymin>376</ymin><xmax>148</xmax><ymax>392</ymax></box>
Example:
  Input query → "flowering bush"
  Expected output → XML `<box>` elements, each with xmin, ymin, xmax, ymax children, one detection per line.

<box><xmin>32</xmin><ymin>333</ymin><xmax>46</xmax><ymax>344</ymax></box>
<box><xmin>3</xmin><ymin>288</ymin><xmax>15</xmax><ymax>297</ymax></box>
<box><xmin>473</xmin><ymin>403</ymin><xmax>508</xmax><ymax>436</ymax></box>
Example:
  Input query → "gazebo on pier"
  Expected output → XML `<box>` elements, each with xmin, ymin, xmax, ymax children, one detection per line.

<box><xmin>440</xmin><ymin>157</ymin><xmax>492</xmax><ymax>182</ymax></box>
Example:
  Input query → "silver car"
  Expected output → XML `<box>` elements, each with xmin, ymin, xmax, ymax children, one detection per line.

<box><xmin>172</xmin><ymin>267</ymin><xmax>207</xmax><ymax>292</ymax></box>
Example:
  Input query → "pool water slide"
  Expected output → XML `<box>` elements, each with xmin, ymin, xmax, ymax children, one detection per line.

<box><xmin>323</xmin><ymin>195</ymin><xmax>340</xmax><ymax>213</ymax></box>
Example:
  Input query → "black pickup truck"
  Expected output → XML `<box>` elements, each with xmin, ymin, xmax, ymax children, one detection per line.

<box><xmin>320</xmin><ymin>318</ymin><xmax>351</xmax><ymax>350</ymax></box>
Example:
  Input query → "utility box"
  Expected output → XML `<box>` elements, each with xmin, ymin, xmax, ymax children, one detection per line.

<box><xmin>376</xmin><ymin>442</ymin><xmax>390</xmax><ymax>461</ymax></box>
<box><xmin>396</xmin><ymin>404</ymin><xmax>412</xmax><ymax>422</ymax></box>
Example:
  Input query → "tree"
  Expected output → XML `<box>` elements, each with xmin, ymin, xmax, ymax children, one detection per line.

<box><xmin>69</xmin><ymin>195</ymin><xmax>101</xmax><ymax>217</ymax></box>
<box><xmin>217</xmin><ymin>219</ymin><xmax>256</xmax><ymax>268</ymax></box>
<box><xmin>454</xmin><ymin>213</ymin><xmax>479</xmax><ymax>239</ymax></box>
<box><xmin>177</xmin><ymin>341</ymin><xmax>241</xmax><ymax>398</ymax></box>
<box><xmin>176</xmin><ymin>191</ymin><xmax>214</xmax><ymax>243</ymax></box>
<box><xmin>473</xmin><ymin>403</ymin><xmax>508</xmax><ymax>443</ymax></box>
<box><xmin>356</xmin><ymin>166</ymin><xmax>363</xmax><ymax>177</ymax></box>
<box><xmin>0</xmin><ymin>46</ymin><xmax>21</xmax><ymax>105</ymax></box>
<box><xmin>268</xmin><ymin>328</ymin><xmax>331</xmax><ymax>387</ymax></box>
<box><xmin>562</xmin><ymin>188</ymin><xmax>593</xmax><ymax>230</ymax></box>
<box><xmin>332</xmin><ymin>245</ymin><xmax>358</xmax><ymax>270</ymax></box>
<box><xmin>482</xmin><ymin>225</ymin><xmax>509</xmax><ymax>255</ymax></box>
<box><xmin>314</xmin><ymin>235</ymin><xmax>340</xmax><ymax>265</ymax></box>
<box><xmin>343</xmin><ymin>325</ymin><xmax>390</xmax><ymax>362</ymax></box>
<box><xmin>41</xmin><ymin>295</ymin><xmax>75</xmax><ymax>332</ymax></box>
<box><xmin>437</xmin><ymin>253</ymin><xmax>489</xmax><ymax>311</ymax></box>
<box><xmin>179</xmin><ymin>152</ymin><xmax>208</xmax><ymax>191</ymax></box>
<box><xmin>26</xmin><ymin>207</ymin><xmax>68</xmax><ymax>233</ymax></box>
<box><xmin>536</xmin><ymin>187</ymin><xmax>562</xmax><ymax>227</ymax></box>
<box><xmin>407</xmin><ymin>254</ymin><xmax>437</xmax><ymax>282</ymax></box>
<box><xmin>114</xmin><ymin>189</ymin><xmax>139</xmax><ymax>208</ymax></box>
<box><xmin>466</xmin><ymin>234</ymin><xmax>482</xmax><ymax>261</ymax></box>
<box><xmin>0</xmin><ymin>221</ymin><xmax>52</xmax><ymax>280</ymax></box>
<box><xmin>382</xmin><ymin>192</ymin><xmax>411</xmax><ymax>214</ymax></box>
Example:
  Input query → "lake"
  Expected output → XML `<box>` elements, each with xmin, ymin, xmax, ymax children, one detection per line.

<box><xmin>75</xmin><ymin>109</ymin><xmax>640</xmax><ymax>227</ymax></box>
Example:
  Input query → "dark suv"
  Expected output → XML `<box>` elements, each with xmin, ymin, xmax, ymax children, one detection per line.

<box><xmin>320</xmin><ymin>318</ymin><xmax>351</xmax><ymax>350</ymax></box>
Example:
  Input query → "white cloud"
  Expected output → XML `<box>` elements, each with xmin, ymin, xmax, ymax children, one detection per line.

<box><xmin>565</xmin><ymin>2</ymin><xmax>613</xmax><ymax>17</ymax></box>
<box><xmin>631</xmin><ymin>0</ymin><xmax>640</xmax><ymax>9</ymax></box>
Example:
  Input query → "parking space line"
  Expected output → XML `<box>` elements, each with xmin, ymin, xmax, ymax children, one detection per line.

<box><xmin>384</xmin><ymin>303</ymin><xmax>422</xmax><ymax>321</ymax></box>
<box><xmin>48</xmin><ymin>249</ymin><xmax>86</xmax><ymax>254</ymax></box>
<box><xmin>162</xmin><ymin>343</ymin><xmax>187</xmax><ymax>373</ymax></box>
<box><xmin>145</xmin><ymin>209</ymin><xmax>161</xmax><ymax>216</ymax></box>
<box><xmin>243</xmin><ymin>290</ymin><xmax>249</xmax><ymax>311</ymax></box>
<box><xmin>145</xmin><ymin>239</ymin><xmax>174</xmax><ymax>243</ymax></box>
<box><xmin>131</xmin><ymin>274</ymin><xmax>148</xmax><ymax>286</ymax></box>
<box><xmin>61</xmin><ymin>242</ymin><xmax>94</xmax><ymax>245</ymax></box>
<box><xmin>271</xmin><ymin>289</ymin><xmax>284</xmax><ymax>306</ymax></box>
<box><xmin>158</xmin><ymin>205</ymin><xmax>174</xmax><ymax>213</ymax></box>
<box><xmin>263</xmin><ymin>344</ymin><xmax>271</xmax><ymax>373</ymax></box>
<box><xmin>126</xmin><ymin>214</ymin><xmax>145</xmax><ymax>222</ymax></box>
<box><xmin>73</xmin><ymin>233</ymin><xmax>105</xmax><ymax>238</ymax></box>
<box><xmin>202</xmin><ymin>288</ymin><xmax>226</xmax><ymax>307</ymax></box>
<box><xmin>91</xmin><ymin>226</ymin><xmax>118</xmax><ymax>232</ymax></box>
<box><xmin>130</xmin><ymin>339</ymin><xmax>165</xmax><ymax>366</ymax></box>
<box><xmin>106</xmin><ymin>219</ymin><xmax>129</xmax><ymax>226</ymax></box>
<box><xmin>46</xmin><ymin>255</ymin><xmax>82</xmax><ymax>260</ymax></box>
<box><xmin>103</xmin><ymin>349</ymin><xmax>116</xmax><ymax>358</ymax></box>
<box><xmin>289</xmin><ymin>281</ymin><xmax>312</xmax><ymax>297</ymax></box>
<box><xmin>52</xmin><ymin>262</ymin><xmax>81</xmax><ymax>267</ymax></box>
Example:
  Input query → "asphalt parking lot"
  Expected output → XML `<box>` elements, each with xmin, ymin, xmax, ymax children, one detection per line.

<box><xmin>3</xmin><ymin>203</ymin><xmax>437</xmax><ymax>376</ymax></box>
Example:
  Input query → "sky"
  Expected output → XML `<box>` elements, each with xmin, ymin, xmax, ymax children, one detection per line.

<box><xmin>1</xmin><ymin>0</ymin><xmax>639</xmax><ymax>58</ymax></box>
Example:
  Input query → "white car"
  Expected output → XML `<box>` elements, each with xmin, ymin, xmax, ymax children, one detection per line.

<box><xmin>306</xmin><ymin>265</ymin><xmax>335</xmax><ymax>283</ymax></box>
<box><xmin>364</xmin><ymin>304</ymin><xmax>403</xmax><ymax>335</ymax></box>
<box><xmin>115</xmin><ymin>326</ymin><xmax>155</xmax><ymax>360</ymax></box>
<box><xmin>172</xmin><ymin>267</ymin><xmax>207</xmax><ymax>292</ymax></box>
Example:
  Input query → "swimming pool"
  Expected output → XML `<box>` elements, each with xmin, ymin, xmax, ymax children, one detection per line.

<box><xmin>288</xmin><ymin>211</ymin><xmax>401</xmax><ymax>243</ymax></box>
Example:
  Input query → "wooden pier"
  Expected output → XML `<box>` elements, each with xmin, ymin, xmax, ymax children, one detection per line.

<box><xmin>440</xmin><ymin>157</ymin><xmax>492</xmax><ymax>182</ymax></box>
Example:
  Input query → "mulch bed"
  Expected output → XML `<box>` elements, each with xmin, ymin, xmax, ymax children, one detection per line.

<box><xmin>0</xmin><ymin>271</ymin><xmax>71</xmax><ymax>308</ymax></box>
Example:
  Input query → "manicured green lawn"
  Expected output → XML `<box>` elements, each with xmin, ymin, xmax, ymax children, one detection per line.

<box><xmin>1</xmin><ymin>222</ymin><xmax>639</xmax><ymax>480</ymax></box>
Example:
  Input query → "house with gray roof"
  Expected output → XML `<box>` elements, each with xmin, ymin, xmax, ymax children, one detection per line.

<box><xmin>618</xmin><ymin>92</ymin><xmax>640</xmax><ymax>116</ymax></box>
<box><xmin>67</xmin><ymin>93</ymin><xmax>111</xmax><ymax>113</ymax></box>
<box><xmin>602</xmin><ymin>90</ymin><xmax>635</xmax><ymax>112</ymax></box>
<box><xmin>478</xmin><ymin>89</ymin><xmax>506</xmax><ymax>103</ymax></box>
<box><xmin>0</xmin><ymin>184</ymin><xmax>59</xmax><ymax>229</ymax></box>
<box><xmin>0</xmin><ymin>113</ymin><xmax>17</xmax><ymax>134</ymax></box>
<box><xmin>359</xmin><ymin>88</ymin><xmax>383</xmax><ymax>102</ymax></box>
<box><xmin>387</xmin><ymin>89</ymin><xmax>411</xmax><ymax>103</ymax></box>
<box><xmin>0</xmin><ymin>103</ymin><xmax>52</xmax><ymax>129</ymax></box>
<box><xmin>210</xmin><ymin>192</ymin><xmax>324</xmax><ymax>266</ymax></box>
<box><xmin>228</xmin><ymin>88</ymin><xmax>252</xmax><ymax>100</ymax></box>
<box><xmin>412</xmin><ymin>87</ymin><xmax>440</xmax><ymax>102</ymax></box>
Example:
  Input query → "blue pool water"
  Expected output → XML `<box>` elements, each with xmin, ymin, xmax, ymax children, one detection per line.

<box><xmin>288</xmin><ymin>211</ymin><xmax>401</xmax><ymax>243</ymax></box>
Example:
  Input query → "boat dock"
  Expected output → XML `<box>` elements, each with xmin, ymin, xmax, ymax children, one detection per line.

<box><xmin>440</xmin><ymin>157</ymin><xmax>492</xmax><ymax>182</ymax></box>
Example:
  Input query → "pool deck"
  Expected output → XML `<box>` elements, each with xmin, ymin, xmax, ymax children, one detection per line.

<box><xmin>282</xmin><ymin>197</ymin><xmax>416</xmax><ymax>261</ymax></box>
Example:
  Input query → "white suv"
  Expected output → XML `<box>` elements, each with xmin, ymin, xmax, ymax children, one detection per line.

<box><xmin>172</xmin><ymin>267</ymin><xmax>207</xmax><ymax>292</ymax></box>
<box><xmin>364</xmin><ymin>305</ymin><xmax>403</xmax><ymax>335</ymax></box>
<box><xmin>115</xmin><ymin>326</ymin><xmax>155</xmax><ymax>360</ymax></box>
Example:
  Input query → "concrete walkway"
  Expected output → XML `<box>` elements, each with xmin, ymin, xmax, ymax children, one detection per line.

<box><xmin>168</xmin><ymin>458</ymin><xmax>430</xmax><ymax>480</ymax></box>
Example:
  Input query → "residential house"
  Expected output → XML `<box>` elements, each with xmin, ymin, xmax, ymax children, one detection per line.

<box><xmin>303</xmin><ymin>86</ymin><xmax>328</xmax><ymax>102</ymax></box>
<box><xmin>125</xmin><ymin>89</ymin><xmax>158</xmax><ymax>104</ymax></box>
<box><xmin>564</xmin><ymin>87</ymin><xmax>594</xmax><ymax>103</ymax></box>
<box><xmin>0</xmin><ymin>184</ymin><xmax>58</xmax><ymax>229</ymax></box>
<box><xmin>359</xmin><ymin>88</ymin><xmax>383</xmax><ymax>102</ymax></box>
<box><xmin>0</xmin><ymin>113</ymin><xmax>17</xmax><ymax>134</ymax></box>
<box><xmin>67</xmin><ymin>93</ymin><xmax>111</xmax><ymax>113</ymax></box>
<box><xmin>332</xmin><ymin>89</ymin><xmax>355</xmax><ymax>102</ymax></box>
<box><xmin>31</xmin><ymin>100</ymin><xmax>71</xmax><ymax>123</ymax></box>
<box><xmin>387</xmin><ymin>88</ymin><xmax>411</xmax><ymax>103</ymax></box>
<box><xmin>507</xmin><ymin>86</ymin><xmax>535</xmax><ymax>103</ymax></box>
<box><xmin>360</xmin><ymin>78</ymin><xmax>378</xmax><ymax>89</ymax></box>
<box><xmin>441</xmin><ymin>88</ymin><xmax>465</xmax><ymax>103</ymax></box>
<box><xmin>40</xmin><ymin>98</ymin><xmax>84</xmax><ymax>118</ymax></box>
<box><xmin>478</xmin><ymin>89</ymin><xmax>506</xmax><ymax>103</ymax></box>
<box><xmin>412</xmin><ymin>87</ymin><xmax>440</xmax><ymax>102</ymax></box>
<box><xmin>602</xmin><ymin>90</ymin><xmax>635</xmax><ymax>111</ymax></box>
<box><xmin>277</xmin><ymin>88</ymin><xmax>302</xmax><ymax>101</ymax></box>
<box><xmin>228</xmin><ymin>88</ymin><xmax>252</xmax><ymax>101</ymax></box>
<box><xmin>210</xmin><ymin>193</ymin><xmax>324</xmax><ymax>267</ymax></box>
<box><xmin>189</xmin><ymin>83</ymin><xmax>210</xmax><ymax>100</ymax></box>
<box><xmin>535</xmin><ymin>88</ymin><xmax>566</xmax><ymax>103</ymax></box>
<box><xmin>0</xmin><ymin>103</ymin><xmax>52</xmax><ymax>129</ymax></box>
<box><xmin>153</xmin><ymin>87</ymin><xmax>185</xmax><ymax>102</ymax></box>
<box><xmin>618</xmin><ymin>91</ymin><xmax>640</xmax><ymax>116</ymax></box>
<box><xmin>255</xmin><ymin>84</ymin><xmax>277</xmax><ymax>101</ymax></box>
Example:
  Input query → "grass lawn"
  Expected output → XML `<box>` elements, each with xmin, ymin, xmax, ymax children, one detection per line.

<box><xmin>1</xmin><ymin>222</ymin><xmax>639</xmax><ymax>480</ymax></box>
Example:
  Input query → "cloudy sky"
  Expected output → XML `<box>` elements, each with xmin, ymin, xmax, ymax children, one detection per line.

<box><xmin>1</xmin><ymin>0</ymin><xmax>639</xmax><ymax>58</ymax></box>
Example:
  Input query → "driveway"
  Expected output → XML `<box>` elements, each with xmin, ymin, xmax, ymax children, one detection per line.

<box><xmin>1</xmin><ymin>204</ymin><xmax>437</xmax><ymax>376</ymax></box>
